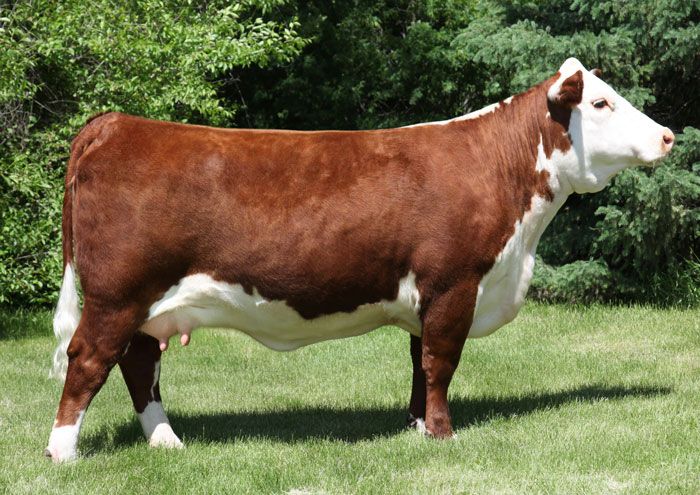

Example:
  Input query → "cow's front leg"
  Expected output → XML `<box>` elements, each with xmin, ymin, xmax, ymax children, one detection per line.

<box><xmin>119</xmin><ymin>332</ymin><xmax>182</xmax><ymax>449</ymax></box>
<box><xmin>46</xmin><ymin>304</ymin><xmax>138</xmax><ymax>462</ymax></box>
<box><xmin>407</xmin><ymin>334</ymin><xmax>426</xmax><ymax>430</ymax></box>
<box><xmin>420</xmin><ymin>283</ymin><xmax>475</xmax><ymax>438</ymax></box>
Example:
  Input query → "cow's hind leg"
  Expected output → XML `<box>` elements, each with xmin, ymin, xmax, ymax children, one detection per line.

<box><xmin>45</xmin><ymin>304</ymin><xmax>138</xmax><ymax>462</ymax></box>
<box><xmin>407</xmin><ymin>334</ymin><xmax>426</xmax><ymax>431</ymax></box>
<box><xmin>119</xmin><ymin>332</ymin><xmax>182</xmax><ymax>448</ymax></box>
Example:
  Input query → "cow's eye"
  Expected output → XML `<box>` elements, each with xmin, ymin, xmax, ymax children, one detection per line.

<box><xmin>592</xmin><ymin>99</ymin><xmax>608</xmax><ymax>109</ymax></box>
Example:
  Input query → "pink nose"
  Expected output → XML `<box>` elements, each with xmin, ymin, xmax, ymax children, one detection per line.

<box><xmin>662</xmin><ymin>128</ymin><xmax>675</xmax><ymax>150</ymax></box>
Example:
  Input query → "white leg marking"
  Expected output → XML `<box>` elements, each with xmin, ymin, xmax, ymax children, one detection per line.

<box><xmin>138</xmin><ymin>401</ymin><xmax>183</xmax><ymax>448</ymax></box>
<box><xmin>46</xmin><ymin>411</ymin><xmax>84</xmax><ymax>462</ymax></box>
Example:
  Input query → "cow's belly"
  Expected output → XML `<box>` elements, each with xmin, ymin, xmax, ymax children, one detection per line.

<box><xmin>140</xmin><ymin>273</ymin><xmax>422</xmax><ymax>351</ymax></box>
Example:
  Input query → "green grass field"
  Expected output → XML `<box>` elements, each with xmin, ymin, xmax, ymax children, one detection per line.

<box><xmin>0</xmin><ymin>304</ymin><xmax>698</xmax><ymax>494</ymax></box>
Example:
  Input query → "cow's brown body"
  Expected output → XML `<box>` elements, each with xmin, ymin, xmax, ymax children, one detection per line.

<box><xmin>52</xmin><ymin>72</ymin><xmax>578</xmax><ymax>450</ymax></box>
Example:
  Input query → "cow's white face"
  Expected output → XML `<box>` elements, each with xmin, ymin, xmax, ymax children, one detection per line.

<box><xmin>548</xmin><ymin>58</ymin><xmax>674</xmax><ymax>193</ymax></box>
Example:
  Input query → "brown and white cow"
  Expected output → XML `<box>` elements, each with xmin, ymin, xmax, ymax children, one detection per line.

<box><xmin>46</xmin><ymin>58</ymin><xmax>674</xmax><ymax>461</ymax></box>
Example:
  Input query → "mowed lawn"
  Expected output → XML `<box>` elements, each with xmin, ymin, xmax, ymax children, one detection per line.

<box><xmin>0</xmin><ymin>304</ymin><xmax>698</xmax><ymax>494</ymax></box>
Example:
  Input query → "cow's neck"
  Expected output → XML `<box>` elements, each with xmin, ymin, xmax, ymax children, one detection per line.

<box><xmin>459</xmin><ymin>86</ymin><xmax>578</xmax><ymax>337</ymax></box>
<box><xmin>498</xmin><ymin>98</ymin><xmax>577</xmax><ymax>270</ymax></box>
<box><xmin>467</xmin><ymin>143</ymin><xmax>573</xmax><ymax>338</ymax></box>
<box><xmin>462</xmin><ymin>78</ymin><xmax>577</xmax><ymax>233</ymax></box>
<box><xmin>529</xmin><ymin>143</ymin><xmax>573</xmax><ymax>242</ymax></box>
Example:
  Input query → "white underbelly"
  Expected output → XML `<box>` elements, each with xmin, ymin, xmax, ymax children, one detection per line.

<box><xmin>141</xmin><ymin>273</ymin><xmax>422</xmax><ymax>351</ymax></box>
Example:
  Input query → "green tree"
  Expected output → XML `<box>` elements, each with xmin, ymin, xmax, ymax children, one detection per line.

<box><xmin>231</xmin><ymin>0</ymin><xmax>479</xmax><ymax>130</ymax></box>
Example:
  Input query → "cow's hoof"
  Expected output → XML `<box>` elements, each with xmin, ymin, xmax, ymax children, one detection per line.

<box><xmin>43</xmin><ymin>446</ymin><xmax>77</xmax><ymax>463</ymax></box>
<box><xmin>424</xmin><ymin>425</ymin><xmax>455</xmax><ymax>439</ymax></box>
<box><xmin>425</xmin><ymin>430</ymin><xmax>457</xmax><ymax>440</ymax></box>
<box><xmin>148</xmin><ymin>423</ymin><xmax>184</xmax><ymax>449</ymax></box>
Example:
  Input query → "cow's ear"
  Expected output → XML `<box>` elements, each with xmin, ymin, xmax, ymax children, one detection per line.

<box><xmin>548</xmin><ymin>70</ymin><xmax>583</xmax><ymax>108</ymax></box>
<box><xmin>591</xmin><ymin>68</ymin><xmax>603</xmax><ymax>79</ymax></box>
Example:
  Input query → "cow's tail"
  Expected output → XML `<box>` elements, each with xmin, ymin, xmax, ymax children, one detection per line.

<box><xmin>50</xmin><ymin>162</ymin><xmax>81</xmax><ymax>382</ymax></box>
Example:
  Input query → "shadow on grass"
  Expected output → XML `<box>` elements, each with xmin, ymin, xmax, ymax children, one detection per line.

<box><xmin>82</xmin><ymin>384</ymin><xmax>670</xmax><ymax>453</ymax></box>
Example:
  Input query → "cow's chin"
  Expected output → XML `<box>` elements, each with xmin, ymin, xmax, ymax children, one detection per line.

<box><xmin>576</xmin><ymin>159</ymin><xmax>631</xmax><ymax>192</ymax></box>
<box><xmin>631</xmin><ymin>145</ymin><xmax>673</xmax><ymax>167</ymax></box>
<box><xmin>637</xmin><ymin>157</ymin><xmax>664</xmax><ymax>169</ymax></box>
<box><xmin>588</xmin><ymin>152</ymin><xmax>661</xmax><ymax>177</ymax></box>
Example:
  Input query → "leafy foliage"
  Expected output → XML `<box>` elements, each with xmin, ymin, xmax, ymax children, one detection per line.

<box><xmin>595</xmin><ymin>128</ymin><xmax>700</xmax><ymax>277</ymax></box>
<box><xmin>231</xmin><ymin>0</ymin><xmax>479</xmax><ymax>130</ymax></box>
<box><xmin>529</xmin><ymin>257</ymin><xmax>613</xmax><ymax>304</ymax></box>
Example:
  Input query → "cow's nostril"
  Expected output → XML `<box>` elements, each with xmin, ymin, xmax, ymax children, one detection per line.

<box><xmin>663</xmin><ymin>129</ymin><xmax>675</xmax><ymax>147</ymax></box>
